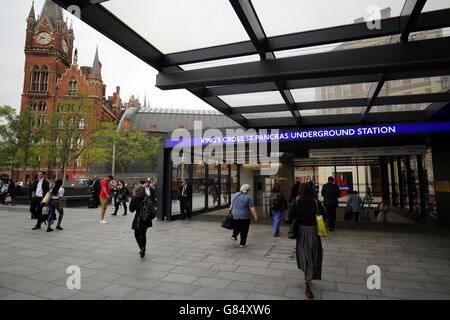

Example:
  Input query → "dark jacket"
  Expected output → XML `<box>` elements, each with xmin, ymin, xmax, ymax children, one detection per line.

<box><xmin>321</xmin><ymin>182</ymin><xmax>341</xmax><ymax>206</ymax></box>
<box><xmin>31</xmin><ymin>178</ymin><xmax>50</xmax><ymax>197</ymax></box>
<box><xmin>290</xmin><ymin>182</ymin><xmax>300</xmax><ymax>202</ymax></box>
<box><xmin>7</xmin><ymin>182</ymin><xmax>16</xmax><ymax>196</ymax></box>
<box><xmin>288</xmin><ymin>199</ymin><xmax>326</xmax><ymax>227</ymax></box>
<box><xmin>92</xmin><ymin>179</ymin><xmax>101</xmax><ymax>195</ymax></box>
<box><xmin>270</xmin><ymin>191</ymin><xmax>288</xmax><ymax>212</ymax></box>
<box><xmin>116</xmin><ymin>186</ymin><xmax>128</xmax><ymax>203</ymax></box>
<box><xmin>178</xmin><ymin>183</ymin><xmax>192</xmax><ymax>199</ymax></box>
<box><xmin>129</xmin><ymin>196</ymin><xmax>151</xmax><ymax>230</ymax></box>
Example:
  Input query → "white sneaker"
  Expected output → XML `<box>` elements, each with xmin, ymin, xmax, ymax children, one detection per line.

<box><xmin>240</xmin><ymin>244</ymin><xmax>247</xmax><ymax>248</ymax></box>
<box><xmin>231</xmin><ymin>236</ymin><xmax>237</xmax><ymax>246</ymax></box>
<box><xmin>100</xmin><ymin>220</ymin><xmax>107</xmax><ymax>224</ymax></box>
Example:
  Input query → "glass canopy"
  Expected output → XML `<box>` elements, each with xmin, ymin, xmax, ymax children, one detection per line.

<box><xmin>62</xmin><ymin>0</ymin><xmax>450</xmax><ymax>129</ymax></box>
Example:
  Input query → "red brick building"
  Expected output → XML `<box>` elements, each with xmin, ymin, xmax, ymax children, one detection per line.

<box><xmin>16</xmin><ymin>0</ymin><xmax>123</xmax><ymax>185</ymax></box>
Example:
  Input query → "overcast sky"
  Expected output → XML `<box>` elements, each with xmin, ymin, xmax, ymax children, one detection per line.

<box><xmin>1</xmin><ymin>0</ymin><xmax>448</xmax><ymax>113</ymax></box>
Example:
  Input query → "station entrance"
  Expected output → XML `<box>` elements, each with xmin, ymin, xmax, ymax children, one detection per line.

<box><xmin>157</xmin><ymin>125</ymin><xmax>450</xmax><ymax>227</ymax></box>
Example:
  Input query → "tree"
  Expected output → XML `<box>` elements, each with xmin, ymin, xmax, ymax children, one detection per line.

<box><xmin>89</xmin><ymin>122</ymin><xmax>160</xmax><ymax>180</ymax></box>
<box><xmin>0</xmin><ymin>105</ymin><xmax>44</xmax><ymax>182</ymax></box>
<box><xmin>46</xmin><ymin>96</ymin><xmax>97</xmax><ymax>185</ymax></box>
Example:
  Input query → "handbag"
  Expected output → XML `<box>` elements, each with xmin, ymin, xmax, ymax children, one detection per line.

<box><xmin>42</xmin><ymin>191</ymin><xmax>52</xmax><ymax>204</ymax></box>
<box><xmin>315</xmin><ymin>200</ymin><xmax>328</xmax><ymax>237</ymax></box>
<box><xmin>5</xmin><ymin>196</ymin><xmax>12</xmax><ymax>203</ymax></box>
<box><xmin>221</xmin><ymin>213</ymin><xmax>234</xmax><ymax>230</ymax></box>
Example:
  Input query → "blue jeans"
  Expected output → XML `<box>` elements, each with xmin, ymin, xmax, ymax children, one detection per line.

<box><xmin>272</xmin><ymin>210</ymin><xmax>282</xmax><ymax>235</ymax></box>
<box><xmin>48</xmin><ymin>199</ymin><xmax>64</xmax><ymax>227</ymax></box>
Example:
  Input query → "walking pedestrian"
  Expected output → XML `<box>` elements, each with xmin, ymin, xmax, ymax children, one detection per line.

<box><xmin>112</xmin><ymin>180</ymin><xmax>128</xmax><ymax>216</ymax></box>
<box><xmin>346</xmin><ymin>191</ymin><xmax>363</xmax><ymax>222</ymax></box>
<box><xmin>129</xmin><ymin>184</ymin><xmax>153</xmax><ymax>258</ymax></box>
<box><xmin>290</xmin><ymin>179</ymin><xmax>301</xmax><ymax>203</ymax></box>
<box><xmin>269</xmin><ymin>184</ymin><xmax>287</xmax><ymax>237</ymax></box>
<box><xmin>99</xmin><ymin>175</ymin><xmax>113</xmax><ymax>224</ymax></box>
<box><xmin>6</xmin><ymin>179</ymin><xmax>16</xmax><ymax>206</ymax></box>
<box><xmin>321</xmin><ymin>176</ymin><xmax>341</xmax><ymax>231</ymax></box>
<box><xmin>288</xmin><ymin>183</ymin><xmax>325</xmax><ymax>299</ymax></box>
<box><xmin>228</xmin><ymin>184</ymin><xmax>258</xmax><ymax>248</ymax></box>
<box><xmin>212</xmin><ymin>178</ymin><xmax>220</xmax><ymax>206</ymax></box>
<box><xmin>46</xmin><ymin>179</ymin><xmax>65</xmax><ymax>232</ymax></box>
<box><xmin>31</xmin><ymin>171</ymin><xmax>50</xmax><ymax>230</ymax></box>
<box><xmin>376</xmin><ymin>198</ymin><xmax>390</xmax><ymax>223</ymax></box>
<box><xmin>178</xmin><ymin>179</ymin><xmax>192</xmax><ymax>220</ymax></box>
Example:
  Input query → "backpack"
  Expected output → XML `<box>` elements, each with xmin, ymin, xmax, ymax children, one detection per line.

<box><xmin>140</xmin><ymin>196</ymin><xmax>156</xmax><ymax>227</ymax></box>
<box><xmin>269</xmin><ymin>193</ymin><xmax>281</xmax><ymax>211</ymax></box>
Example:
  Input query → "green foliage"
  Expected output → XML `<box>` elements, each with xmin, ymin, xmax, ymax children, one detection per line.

<box><xmin>90</xmin><ymin>123</ymin><xmax>160</xmax><ymax>179</ymax></box>
<box><xmin>45</xmin><ymin>97</ymin><xmax>98</xmax><ymax>184</ymax></box>
<box><xmin>0</xmin><ymin>105</ymin><xmax>44</xmax><ymax>177</ymax></box>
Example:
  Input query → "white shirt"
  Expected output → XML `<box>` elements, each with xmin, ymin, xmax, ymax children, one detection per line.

<box><xmin>36</xmin><ymin>178</ymin><xmax>44</xmax><ymax>197</ymax></box>
<box><xmin>145</xmin><ymin>187</ymin><xmax>151</xmax><ymax>196</ymax></box>
<box><xmin>51</xmin><ymin>187</ymin><xmax>65</xmax><ymax>199</ymax></box>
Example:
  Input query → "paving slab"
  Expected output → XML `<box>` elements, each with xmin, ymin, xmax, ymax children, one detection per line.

<box><xmin>1</xmin><ymin>205</ymin><xmax>450</xmax><ymax>300</ymax></box>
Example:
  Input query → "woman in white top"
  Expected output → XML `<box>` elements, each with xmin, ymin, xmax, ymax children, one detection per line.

<box><xmin>47</xmin><ymin>179</ymin><xmax>64</xmax><ymax>232</ymax></box>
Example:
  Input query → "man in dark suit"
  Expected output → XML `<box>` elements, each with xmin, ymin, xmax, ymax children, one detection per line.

<box><xmin>178</xmin><ymin>179</ymin><xmax>192</xmax><ymax>220</ymax></box>
<box><xmin>31</xmin><ymin>171</ymin><xmax>50</xmax><ymax>230</ymax></box>
<box><xmin>321</xmin><ymin>176</ymin><xmax>341</xmax><ymax>232</ymax></box>
<box><xmin>91</xmin><ymin>175</ymin><xmax>101</xmax><ymax>208</ymax></box>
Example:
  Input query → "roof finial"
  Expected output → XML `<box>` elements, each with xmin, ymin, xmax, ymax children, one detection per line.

<box><xmin>73</xmin><ymin>48</ymin><xmax>78</xmax><ymax>65</ymax></box>
<box><xmin>28</xmin><ymin>0</ymin><xmax>36</xmax><ymax>20</ymax></box>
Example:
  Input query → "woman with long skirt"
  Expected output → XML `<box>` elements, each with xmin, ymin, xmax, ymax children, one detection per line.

<box><xmin>288</xmin><ymin>183</ymin><xmax>325</xmax><ymax>299</ymax></box>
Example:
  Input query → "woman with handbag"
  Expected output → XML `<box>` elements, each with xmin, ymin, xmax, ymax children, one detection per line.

<box><xmin>129</xmin><ymin>185</ymin><xmax>151</xmax><ymax>258</ymax></box>
<box><xmin>288</xmin><ymin>183</ymin><xmax>326</xmax><ymax>299</ymax></box>
<box><xmin>112</xmin><ymin>180</ymin><xmax>128</xmax><ymax>216</ymax></box>
<box><xmin>46</xmin><ymin>179</ymin><xmax>65</xmax><ymax>232</ymax></box>
<box><xmin>228</xmin><ymin>184</ymin><xmax>258</xmax><ymax>248</ymax></box>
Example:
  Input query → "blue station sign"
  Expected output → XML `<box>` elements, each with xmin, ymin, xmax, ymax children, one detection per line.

<box><xmin>165</xmin><ymin>121</ymin><xmax>450</xmax><ymax>148</ymax></box>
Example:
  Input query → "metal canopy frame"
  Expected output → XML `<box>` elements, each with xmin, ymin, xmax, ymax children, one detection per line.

<box><xmin>52</xmin><ymin>0</ymin><xmax>450</xmax><ymax>129</ymax></box>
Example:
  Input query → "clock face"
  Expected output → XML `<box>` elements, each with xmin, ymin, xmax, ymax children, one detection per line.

<box><xmin>37</xmin><ymin>32</ymin><xmax>51</xmax><ymax>45</ymax></box>
<box><xmin>62</xmin><ymin>39</ymin><xmax>68</xmax><ymax>53</ymax></box>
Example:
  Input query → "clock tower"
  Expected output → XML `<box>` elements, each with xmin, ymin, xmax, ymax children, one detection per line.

<box><xmin>21</xmin><ymin>0</ymin><xmax>74</xmax><ymax>114</ymax></box>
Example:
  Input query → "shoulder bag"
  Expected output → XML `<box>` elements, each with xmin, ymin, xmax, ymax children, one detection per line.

<box><xmin>315</xmin><ymin>200</ymin><xmax>328</xmax><ymax>237</ymax></box>
<box><xmin>42</xmin><ymin>191</ymin><xmax>52</xmax><ymax>205</ymax></box>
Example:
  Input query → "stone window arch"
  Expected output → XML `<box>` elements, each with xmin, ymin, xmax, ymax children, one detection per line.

<box><xmin>40</xmin><ymin>66</ymin><xmax>49</xmax><ymax>92</ymax></box>
<box><xmin>31</xmin><ymin>66</ymin><xmax>41</xmax><ymax>91</ymax></box>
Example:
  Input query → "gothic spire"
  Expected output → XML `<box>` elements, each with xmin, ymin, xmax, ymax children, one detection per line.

<box><xmin>37</xmin><ymin>0</ymin><xmax>59</xmax><ymax>30</ymax></box>
<box><xmin>92</xmin><ymin>45</ymin><xmax>101</xmax><ymax>76</ymax></box>
<box><xmin>28</xmin><ymin>0</ymin><xmax>36</xmax><ymax>21</ymax></box>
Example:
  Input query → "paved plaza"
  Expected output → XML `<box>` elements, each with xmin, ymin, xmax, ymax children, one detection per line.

<box><xmin>0</xmin><ymin>205</ymin><xmax>450</xmax><ymax>300</ymax></box>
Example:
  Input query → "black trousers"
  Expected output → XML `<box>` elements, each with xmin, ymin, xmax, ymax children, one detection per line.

<box><xmin>134</xmin><ymin>228</ymin><xmax>147</xmax><ymax>249</ymax></box>
<box><xmin>92</xmin><ymin>193</ymin><xmax>100</xmax><ymax>207</ymax></box>
<box><xmin>232</xmin><ymin>219</ymin><xmax>251</xmax><ymax>246</ymax></box>
<box><xmin>30</xmin><ymin>197</ymin><xmax>44</xmax><ymax>222</ymax></box>
<box><xmin>325</xmin><ymin>205</ymin><xmax>337</xmax><ymax>230</ymax></box>
<box><xmin>180</xmin><ymin>197</ymin><xmax>192</xmax><ymax>219</ymax></box>
<box><xmin>353</xmin><ymin>211</ymin><xmax>360</xmax><ymax>222</ymax></box>
<box><xmin>114</xmin><ymin>201</ymin><xmax>127</xmax><ymax>215</ymax></box>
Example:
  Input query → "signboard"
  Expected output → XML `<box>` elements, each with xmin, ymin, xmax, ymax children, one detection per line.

<box><xmin>435</xmin><ymin>181</ymin><xmax>450</xmax><ymax>193</ymax></box>
<box><xmin>309</xmin><ymin>145</ymin><xmax>427</xmax><ymax>158</ymax></box>
<box><xmin>165</xmin><ymin>121</ymin><xmax>450</xmax><ymax>148</ymax></box>
<box><xmin>334</xmin><ymin>178</ymin><xmax>349</xmax><ymax>198</ymax></box>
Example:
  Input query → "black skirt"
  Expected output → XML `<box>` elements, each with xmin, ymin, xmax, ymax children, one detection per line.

<box><xmin>296</xmin><ymin>225</ymin><xmax>323</xmax><ymax>281</ymax></box>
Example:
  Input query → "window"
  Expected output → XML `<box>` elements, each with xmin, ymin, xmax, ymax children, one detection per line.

<box><xmin>69</xmin><ymin>80</ymin><xmax>78</xmax><ymax>96</ymax></box>
<box><xmin>76</xmin><ymin>156</ymin><xmax>82</xmax><ymax>167</ymax></box>
<box><xmin>57</xmin><ymin>104</ymin><xmax>63</xmax><ymax>112</ymax></box>
<box><xmin>70</xmin><ymin>138</ymin><xmax>73</xmax><ymax>149</ymax></box>
<box><xmin>326</xmin><ymin>87</ymin><xmax>334</xmax><ymax>99</ymax></box>
<box><xmin>58</xmin><ymin>119</ymin><xmax>64</xmax><ymax>128</ymax></box>
<box><xmin>37</xmin><ymin>115</ymin><xmax>45</xmax><ymax>127</ymax></box>
<box><xmin>78</xmin><ymin>118</ymin><xmax>84</xmax><ymax>130</ymax></box>
<box><xmin>31</xmin><ymin>66</ymin><xmax>40</xmax><ymax>91</ymax></box>
<box><xmin>392</xmin><ymin>80</ymin><xmax>402</xmax><ymax>87</ymax></box>
<box><xmin>343</xmin><ymin>85</ymin><xmax>351</xmax><ymax>97</ymax></box>
<box><xmin>39</xmin><ymin>101</ymin><xmax>47</xmax><ymax>111</ymax></box>
<box><xmin>40</xmin><ymin>66</ymin><xmax>49</xmax><ymax>92</ymax></box>
<box><xmin>77</xmin><ymin>138</ymin><xmax>84</xmax><ymax>148</ymax></box>
<box><xmin>31</xmin><ymin>101</ymin><xmax>38</xmax><ymax>111</ymax></box>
